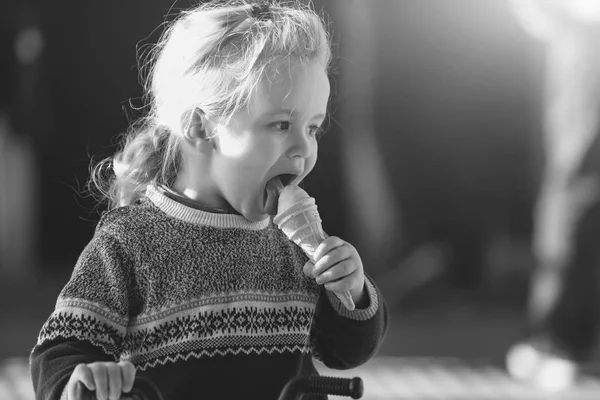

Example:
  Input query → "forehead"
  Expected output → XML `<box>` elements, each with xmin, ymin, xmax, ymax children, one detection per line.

<box><xmin>247</xmin><ymin>58</ymin><xmax>330</xmax><ymax>118</ymax></box>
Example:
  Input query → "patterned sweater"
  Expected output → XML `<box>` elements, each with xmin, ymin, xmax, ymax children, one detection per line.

<box><xmin>30</xmin><ymin>185</ymin><xmax>388</xmax><ymax>400</ymax></box>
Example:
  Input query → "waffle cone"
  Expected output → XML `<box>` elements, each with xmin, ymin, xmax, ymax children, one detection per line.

<box><xmin>274</xmin><ymin>197</ymin><xmax>356</xmax><ymax>311</ymax></box>
<box><xmin>273</xmin><ymin>197</ymin><xmax>324</xmax><ymax>259</ymax></box>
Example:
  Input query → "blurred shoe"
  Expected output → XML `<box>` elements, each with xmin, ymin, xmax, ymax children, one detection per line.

<box><xmin>506</xmin><ymin>338</ymin><xmax>579</xmax><ymax>392</ymax></box>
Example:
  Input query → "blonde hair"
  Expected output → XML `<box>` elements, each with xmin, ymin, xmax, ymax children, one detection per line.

<box><xmin>90</xmin><ymin>0</ymin><xmax>332</xmax><ymax>209</ymax></box>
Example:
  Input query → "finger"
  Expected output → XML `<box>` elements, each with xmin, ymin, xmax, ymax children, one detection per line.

<box><xmin>313</xmin><ymin>236</ymin><xmax>345</xmax><ymax>263</ymax></box>
<box><xmin>89</xmin><ymin>364</ymin><xmax>109</xmax><ymax>400</ymax></box>
<box><xmin>302</xmin><ymin>261</ymin><xmax>315</xmax><ymax>278</ymax></box>
<box><xmin>324</xmin><ymin>269</ymin><xmax>361</xmax><ymax>293</ymax></box>
<box><xmin>72</xmin><ymin>364</ymin><xmax>96</xmax><ymax>390</ymax></box>
<box><xmin>106</xmin><ymin>363</ymin><xmax>123</xmax><ymax>400</ymax></box>
<box><xmin>68</xmin><ymin>364</ymin><xmax>96</xmax><ymax>400</ymax></box>
<box><xmin>313</xmin><ymin>245</ymin><xmax>352</xmax><ymax>277</ymax></box>
<box><xmin>315</xmin><ymin>260</ymin><xmax>354</xmax><ymax>285</ymax></box>
<box><xmin>70</xmin><ymin>382</ymin><xmax>89</xmax><ymax>400</ymax></box>
<box><xmin>119</xmin><ymin>361</ymin><xmax>136</xmax><ymax>393</ymax></box>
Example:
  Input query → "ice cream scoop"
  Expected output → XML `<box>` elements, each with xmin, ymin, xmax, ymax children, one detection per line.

<box><xmin>277</xmin><ymin>185</ymin><xmax>310</xmax><ymax>213</ymax></box>
<box><xmin>274</xmin><ymin>185</ymin><xmax>355</xmax><ymax>311</ymax></box>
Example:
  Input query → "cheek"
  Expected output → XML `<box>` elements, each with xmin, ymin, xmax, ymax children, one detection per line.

<box><xmin>218</xmin><ymin>134</ymin><xmax>251</xmax><ymax>158</ymax></box>
<box><xmin>228</xmin><ymin>142</ymin><xmax>280</xmax><ymax>177</ymax></box>
<box><xmin>218</xmin><ymin>134</ymin><xmax>274</xmax><ymax>166</ymax></box>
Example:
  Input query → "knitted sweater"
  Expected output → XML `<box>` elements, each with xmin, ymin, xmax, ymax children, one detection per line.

<box><xmin>30</xmin><ymin>185</ymin><xmax>388</xmax><ymax>400</ymax></box>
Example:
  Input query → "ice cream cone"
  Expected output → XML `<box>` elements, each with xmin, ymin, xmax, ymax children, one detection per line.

<box><xmin>274</xmin><ymin>196</ymin><xmax>355</xmax><ymax>311</ymax></box>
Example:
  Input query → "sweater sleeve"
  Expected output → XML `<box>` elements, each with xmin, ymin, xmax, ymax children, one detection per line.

<box><xmin>30</xmin><ymin>340</ymin><xmax>115</xmax><ymax>400</ymax></box>
<box><xmin>310</xmin><ymin>274</ymin><xmax>389</xmax><ymax>370</ymax></box>
<box><xmin>29</xmin><ymin>230</ymin><xmax>138</xmax><ymax>400</ymax></box>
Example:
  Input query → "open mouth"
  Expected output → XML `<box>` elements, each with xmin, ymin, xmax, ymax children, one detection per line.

<box><xmin>277</xmin><ymin>173</ymin><xmax>298</xmax><ymax>187</ymax></box>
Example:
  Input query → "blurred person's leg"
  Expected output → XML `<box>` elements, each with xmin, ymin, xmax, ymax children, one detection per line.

<box><xmin>0</xmin><ymin>5</ymin><xmax>44</xmax><ymax>282</ymax></box>
<box><xmin>507</xmin><ymin>0</ymin><xmax>600</xmax><ymax>388</ymax></box>
<box><xmin>507</xmin><ymin>137</ymin><xmax>600</xmax><ymax>390</ymax></box>
<box><xmin>541</xmin><ymin>196</ymin><xmax>600</xmax><ymax>363</ymax></box>
<box><xmin>0</xmin><ymin>112</ymin><xmax>37</xmax><ymax>281</ymax></box>
<box><xmin>530</xmin><ymin>133</ymin><xmax>600</xmax><ymax>363</ymax></box>
<box><xmin>0</xmin><ymin>113</ymin><xmax>7</xmax><ymax>268</ymax></box>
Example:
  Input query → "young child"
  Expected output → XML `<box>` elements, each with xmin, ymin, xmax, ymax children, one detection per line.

<box><xmin>30</xmin><ymin>1</ymin><xmax>388</xmax><ymax>399</ymax></box>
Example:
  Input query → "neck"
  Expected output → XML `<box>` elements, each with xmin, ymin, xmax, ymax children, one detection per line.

<box><xmin>172</xmin><ymin>169</ymin><xmax>237</xmax><ymax>214</ymax></box>
<box><xmin>146</xmin><ymin>185</ymin><xmax>269</xmax><ymax>229</ymax></box>
<box><xmin>159</xmin><ymin>184</ymin><xmax>235</xmax><ymax>214</ymax></box>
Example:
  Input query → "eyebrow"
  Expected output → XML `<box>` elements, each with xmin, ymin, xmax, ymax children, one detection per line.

<box><xmin>267</xmin><ymin>109</ymin><xmax>326</xmax><ymax>121</ymax></box>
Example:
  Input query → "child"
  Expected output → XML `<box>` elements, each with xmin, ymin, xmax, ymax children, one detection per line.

<box><xmin>30</xmin><ymin>1</ymin><xmax>388</xmax><ymax>399</ymax></box>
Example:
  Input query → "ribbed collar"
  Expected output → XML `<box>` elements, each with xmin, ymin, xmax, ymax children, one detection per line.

<box><xmin>145</xmin><ymin>185</ymin><xmax>270</xmax><ymax>230</ymax></box>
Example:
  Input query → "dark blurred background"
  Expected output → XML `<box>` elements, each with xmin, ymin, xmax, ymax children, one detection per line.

<box><xmin>0</xmin><ymin>0</ymin><xmax>546</xmax><ymax>363</ymax></box>
<box><xmin>2</xmin><ymin>0</ymin><xmax>600</xmax><ymax>398</ymax></box>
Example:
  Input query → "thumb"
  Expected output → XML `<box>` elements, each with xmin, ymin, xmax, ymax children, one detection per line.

<box><xmin>303</xmin><ymin>260</ymin><xmax>315</xmax><ymax>278</ymax></box>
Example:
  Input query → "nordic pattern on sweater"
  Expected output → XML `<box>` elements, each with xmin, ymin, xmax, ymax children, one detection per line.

<box><xmin>34</xmin><ymin>184</ymin><xmax>380</xmax><ymax>373</ymax></box>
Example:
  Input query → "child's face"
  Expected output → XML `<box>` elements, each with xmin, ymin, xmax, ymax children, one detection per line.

<box><xmin>211</xmin><ymin>59</ymin><xmax>330</xmax><ymax>221</ymax></box>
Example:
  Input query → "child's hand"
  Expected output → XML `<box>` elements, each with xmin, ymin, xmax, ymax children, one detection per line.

<box><xmin>303</xmin><ymin>236</ymin><xmax>366</xmax><ymax>303</ymax></box>
<box><xmin>67</xmin><ymin>361</ymin><xmax>136</xmax><ymax>400</ymax></box>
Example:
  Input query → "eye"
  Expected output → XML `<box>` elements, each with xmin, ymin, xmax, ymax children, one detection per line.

<box><xmin>309</xmin><ymin>125</ymin><xmax>326</xmax><ymax>140</ymax></box>
<box><xmin>271</xmin><ymin>121</ymin><xmax>291</xmax><ymax>132</ymax></box>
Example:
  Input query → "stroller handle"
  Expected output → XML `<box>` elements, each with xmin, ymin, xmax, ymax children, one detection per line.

<box><xmin>74</xmin><ymin>376</ymin><xmax>164</xmax><ymax>400</ymax></box>
<box><xmin>278</xmin><ymin>376</ymin><xmax>364</xmax><ymax>400</ymax></box>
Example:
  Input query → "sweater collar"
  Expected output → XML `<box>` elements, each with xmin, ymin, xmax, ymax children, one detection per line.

<box><xmin>145</xmin><ymin>184</ymin><xmax>270</xmax><ymax>230</ymax></box>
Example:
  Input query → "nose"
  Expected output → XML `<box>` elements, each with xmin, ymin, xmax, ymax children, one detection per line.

<box><xmin>287</xmin><ymin>128</ymin><xmax>312</xmax><ymax>159</ymax></box>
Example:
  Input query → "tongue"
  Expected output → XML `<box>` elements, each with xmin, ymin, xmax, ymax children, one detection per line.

<box><xmin>264</xmin><ymin>177</ymin><xmax>284</xmax><ymax>215</ymax></box>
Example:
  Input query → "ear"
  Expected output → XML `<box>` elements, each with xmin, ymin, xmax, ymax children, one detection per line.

<box><xmin>182</xmin><ymin>108</ymin><xmax>213</xmax><ymax>153</ymax></box>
